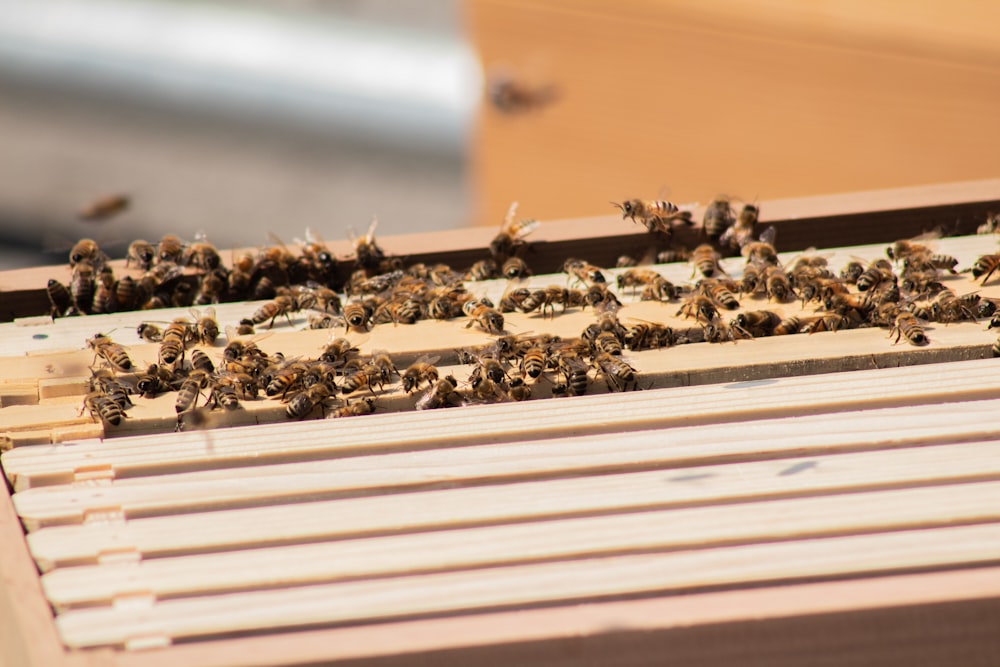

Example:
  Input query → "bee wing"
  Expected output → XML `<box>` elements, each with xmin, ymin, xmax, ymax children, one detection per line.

<box><xmin>758</xmin><ymin>225</ymin><xmax>777</xmax><ymax>246</ymax></box>
<box><xmin>412</xmin><ymin>353</ymin><xmax>442</xmax><ymax>366</ymax></box>
<box><xmin>500</xmin><ymin>201</ymin><xmax>519</xmax><ymax>232</ymax></box>
<box><xmin>365</xmin><ymin>216</ymin><xmax>379</xmax><ymax>244</ymax></box>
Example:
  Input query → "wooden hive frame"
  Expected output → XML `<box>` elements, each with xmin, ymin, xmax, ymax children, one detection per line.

<box><xmin>3</xmin><ymin>179</ymin><xmax>1000</xmax><ymax>666</ymax></box>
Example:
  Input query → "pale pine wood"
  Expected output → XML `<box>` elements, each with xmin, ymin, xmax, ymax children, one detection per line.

<box><xmin>38</xmin><ymin>480</ymin><xmax>1000</xmax><ymax>611</ymax></box>
<box><xmin>52</xmin><ymin>522</ymin><xmax>1000</xmax><ymax>649</ymax></box>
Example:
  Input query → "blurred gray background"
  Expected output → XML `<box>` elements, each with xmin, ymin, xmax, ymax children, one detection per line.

<box><xmin>0</xmin><ymin>0</ymin><xmax>477</xmax><ymax>269</ymax></box>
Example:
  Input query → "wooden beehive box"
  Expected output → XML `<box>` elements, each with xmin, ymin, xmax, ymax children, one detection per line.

<box><xmin>3</xmin><ymin>180</ymin><xmax>1000</xmax><ymax>666</ymax></box>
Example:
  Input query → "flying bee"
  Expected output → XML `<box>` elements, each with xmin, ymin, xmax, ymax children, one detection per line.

<box><xmin>349</xmin><ymin>217</ymin><xmax>387</xmax><ymax>275</ymax></box>
<box><xmin>740</xmin><ymin>226</ymin><xmax>778</xmax><ymax>265</ymax></box>
<box><xmin>563</xmin><ymin>258</ymin><xmax>606</xmax><ymax>285</ymax></box>
<box><xmin>703</xmin><ymin>196</ymin><xmax>735</xmax><ymax>241</ymax></box>
<box><xmin>175</xmin><ymin>370</ymin><xmax>210</xmax><ymax>415</ymax></box>
<box><xmin>82</xmin><ymin>391</ymin><xmax>125</xmax><ymax>427</ymax></box>
<box><xmin>971</xmin><ymin>254</ymin><xmax>1000</xmax><ymax>285</ymax></box>
<box><xmin>46</xmin><ymin>278</ymin><xmax>72</xmax><ymax>318</ymax></box>
<box><xmin>69</xmin><ymin>238</ymin><xmax>108</xmax><ymax>272</ymax></box>
<box><xmin>463</xmin><ymin>298</ymin><xmax>505</xmax><ymax>334</ymax></box>
<box><xmin>690</xmin><ymin>244</ymin><xmax>725</xmax><ymax>278</ymax></box>
<box><xmin>331</xmin><ymin>396</ymin><xmax>377</xmax><ymax>418</ymax></box>
<box><xmin>157</xmin><ymin>234</ymin><xmax>185</xmax><ymax>264</ymax></box>
<box><xmin>183</xmin><ymin>233</ymin><xmax>221</xmax><ymax>271</ymax></box>
<box><xmin>732</xmin><ymin>310</ymin><xmax>782</xmax><ymax>338</ymax></box>
<box><xmin>611</xmin><ymin>198</ymin><xmax>692</xmax><ymax>237</ymax></box>
<box><xmin>490</xmin><ymin>201</ymin><xmax>540</xmax><ymax>261</ymax></box>
<box><xmin>87</xmin><ymin>333</ymin><xmax>133</xmax><ymax>371</ymax></box>
<box><xmin>252</xmin><ymin>295</ymin><xmax>297</xmax><ymax>329</ymax></box>
<box><xmin>592</xmin><ymin>352</ymin><xmax>637</xmax><ymax>392</ymax></box>
<box><xmin>401</xmin><ymin>355</ymin><xmax>441</xmax><ymax>393</ymax></box>
<box><xmin>286</xmin><ymin>382</ymin><xmax>337</xmax><ymax>420</ymax></box>
<box><xmin>889</xmin><ymin>311</ymin><xmax>929</xmax><ymax>346</ymax></box>
<box><xmin>502</xmin><ymin>256</ymin><xmax>532</xmax><ymax>279</ymax></box>
<box><xmin>416</xmin><ymin>375</ymin><xmax>461</xmax><ymax>410</ymax></box>
<box><xmin>343</xmin><ymin>300</ymin><xmax>375</xmax><ymax>333</ymax></box>
<box><xmin>78</xmin><ymin>193</ymin><xmax>129</xmax><ymax>222</ymax></box>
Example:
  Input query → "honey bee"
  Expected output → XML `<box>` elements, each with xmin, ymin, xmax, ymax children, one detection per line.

<box><xmin>740</xmin><ymin>226</ymin><xmax>779</xmax><ymax>265</ymax></box>
<box><xmin>899</xmin><ymin>269</ymin><xmax>944</xmax><ymax>295</ymax></box>
<box><xmin>591</xmin><ymin>329</ymin><xmax>624</xmax><ymax>356</ymax></box>
<box><xmin>720</xmin><ymin>201</ymin><xmax>760</xmax><ymax>250</ymax></box>
<box><xmin>189</xmin><ymin>307</ymin><xmax>220</xmax><ymax>345</ymax></box>
<box><xmin>656</xmin><ymin>247</ymin><xmax>692</xmax><ymax>264</ymax></box>
<box><xmin>175</xmin><ymin>370</ymin><xmax>210</xmax><ymax>414</ymax></box>
<box><xmin>699</xmin><ymin>278</ymin><xmax>740</xmax><ymax>310</ymax></box>
<box><xmin>639</xmin><ymin>277</ymin><xmax>679</xmax><ymax>302</ymax></box>
<box><xmin>350</xmin><ymin>217</ymin><xmax>387</xmax><ymax>275</ymax></box>
<box><xmin>158</xmin><ymin>234</ymin><xmax>185</xmax><ymax>264</ymax></box>
<box><xmin>135</xmin><ymin>363</ymin><xmax>176</xmax><ymax>398</ymax></box>
<box><xmin>930</xmin><ymin>289</ymin><xmax>978</xmax><ymax>323</ymax></box>
<box><xmin>183</xmin><ymin>233</ymin><xmax>221</xmax><ymax>271</ymax></box>
<box><xmin>330</xmin><ymin>396</ymin><xmax>377</xmax><ymax>418</ymax></box>
<box><xmin>266</xmin><ymin>361</ymin><xmax>308</xmax><ymax>398</ymax></box>
<box><xmin>507</xmin><ymin>377</ymin><xmax>532</xmax><ymax>401</ymax></box>
<box><xmin>122</xmin><ymin>239</ymin><xmax>155</xmax><ymax>270</ymax></box>
<box><xmin>803</xmin><ymin>313</ymin><xmax>849</xmax><ymax>335</ymax></box>
<box><xmin>464</xmin><ymin>258</ymin><xmax>500</xmax><ymax>281</ymax></box>
<box><xmin>343</xmin><ymin>300</ymin><xmax>375</xmax><ymax>333</ymax></box>
<box><xmin>501</xmin><ymin>256</ymin><xmax>532</xmax><ymax>280</ymax></box>
<box><xmin>46</xmin><ymin>278</ymin><xmax>72</xmax><ymax>318</ymax></box>
<box><xmin>463</xmin><ymin>298</ymin><xmax>505</xmax><ymax>334</ymax></box>
<box><xmin>592</xmin><ymin>352</ymin><xmax>637</xmax><ymax>392</ymax></box>
<box><xmin>978</xmin><ymin>213</ymin><xmax>1000</xmax><ymax>235</ymax></box>
<box><xmin>78</xmin><ymin>193</ymin><xmax>130</xmax><ymax>221</ymax></box>
<box><xmin>488</xmin><ymin>75</ymin><xmax>558</xmax><ymax>113</ymax></box>
<box><xmin>69</xmin><ymin>266</ymin><xmax>95</xmax><ymax>314</ymax></box>
<box><xmin>554</xmin><ymin>350</ymin><xmax>591</xmax><ymax>397</ymax></box>
<box><xmin>113</xmin><ymin>275</ymin><xmax>139</xmax><ymax>311</ymax></box>
<box><xmin>773</xmin><ymin>316</ymin><xmax>806</xmax><ymax>336</ymax></box>
<box><xmin>159</xmin><ymin>318</ymin><xmax>192</xmax><ymax>365</ymax></box>
<box><xmin>470</xmin><ymin>349</ymin><xmax>509</xmax><ymax>386</ymax></box>
<box><xmin>374</xmin><ymin>295</ymin><xmax>424</xmax><ymax>325</ymax></box>
<box><xmin>585</xmin><ymin>283</ymin><xmax>621</xmax><ymax>310</ymax></box>
<box><xmin>763</xmin><ymin>265</ymin><xmax>793</xmax><ymax>302</ymax></box>
<box><xmin>889</xmin><ymin>312</ymin><xmax>929</xmax><ymax>346</ymax></box>
<box><xmin>677</xmin><ymin>294</ymin><xmax>719</xmax><ymax>323</ymax></box>
<box><xmin>563</xmin><ymin>258</ymin><xmax>606</xmax><ymax>286</ymax></box>
<box><xmin>189</xmin><ymin>348</ymin><xmax>215</xmax><ymax>374</ymax></box>
<box><xmin>616</xmin><ymin>269</ymin><xmax>665</xmax><ymax>294</ymax></box>
<box><xmin>87</xmin><ymin>333</ymin><xmax>133</xmax><ymax>371</ymax></box>
<box><xmin>690</xmin><ymin>244</ymin><xmax>724</xmax><ymax>278</ymax></box>
<box><xmin>519</xmin><ymin>341</ymin><xmax>548</xmax><ymax>379</ymax></box>
<box><xmin>69</xmin><ymin>238</ymin><xmax>108</xmax><ymax>271</ymax></box>
<box><xmin>703</xmin><ymin>196</ymin><xmax>735</xmax><ymax>241</ymax></box>
<box><xmin>319</xmin><ymin>337</ymin><xmax>360</xmax><ymax>368</ymax></box>
<box><xmin>286</xmin><ymin>382</ymin><xmax>337</xmax><ymax>420</ymax></box>
<box><xmin>365</xmin><ymin>350</ymin><xmax>399</xmax><ymax>389</ymax></box>
<box><xmin>416</xmin><ymin>375</ymin><xmax>461</xmax><ymax>410</ymax></box>
<box><xmin>732</xmin><ymin>310</ymin><xmax>782</xmax><ymax>338</ymax></box>
<box><xmin>136</xmin><ymin>322</ymin><xmax>163</xmax><ymax>342</ymax></box>
<box><xmin>856</xmin><ymin>259</ymin><xmax>895</xmax><ymax>292</ymax></box>
<box><xmin>252</xmin><ymin>295</ymin><xmax>297</xmax><ymax>329</ymax></box>
<box><xmin>624</xmin><ymin>320</ymin><xmax>676</xmax><ymax>350</ymax></box>
<box><xmin>490</xmin><ymin>201</ymin><xmax>540</xmax><ymax>261</ymax></box>
<box><xmin>993</xmin><ymin>335</ymin><xmax>1000</xmax><ymax>358</ymax></box>
<box><xmin>611</xmin><ymin>199</ymin><xmax>692</xmax><ymax>236</ymax></box>
<box><xmin>401</xmin><ymin>355</ymin><xmax>441</xmax><ymax>393</ymax></box>
<box><xmin>972</xmin><ymin>254</ymin><xmax>1000</xmax><ymax>285</ymax></box>
<box><xmin>82</xmin><ymin>391</ymin><xmax>125</xmax><ymax>427</ymax></box>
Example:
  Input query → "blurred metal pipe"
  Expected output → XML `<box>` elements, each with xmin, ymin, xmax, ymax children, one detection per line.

<box><xmin>0</xmin><ymin>0</ymin><xmax>482</xmax><ymax>155</ymax></box>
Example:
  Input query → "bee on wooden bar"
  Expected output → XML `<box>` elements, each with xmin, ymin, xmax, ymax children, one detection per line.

<box><xmin>592</xmin><ymin>352</ymin><xmax>637</xmax><ymax>392</ymax></box>
<box><xmin>331</xmin><ymin>396</ymin><xmax>377</xmax><ymax>418</ymax></box>
<box><xmin>899</xmin><ymin>269</ymin><xmax>945</xmax><ymax>295</ymax></box>
<box><xmin>69</xmin><ymin>238</ymin><xmax>108</xmax><ymax>272</ymax></box>
<box><xmin>490</xmin><ymin>201</ymin><xmax>540</xmax><ymax>262</ymax></box>
<box><xmin>416</xmin><ymin>375</ymin><xmax>461</xmax><ymax>410</ymax></box>
<box><xmin>519</xmin><ymin>341</ymin><xmax>548</xmax><ymax>379</ymax></box>
<box><xmin>159</xmin><ymin>318</ymin><xmax>192</xmax><ymax>365</ymax></box>
<box><xmin>772</xmin><ymin>316</ymin><xmax>805</xmax><ymax>336</ymax></box>
<box><xmin>930</xmin><ymin>289</ymin><xmax>978</xmax><ymax>323</ymax></box>
<box><xmin>563</xmin><ymin>258</ymin><xmax>606</xmax><ymax>286</ymax></box>
<box><xmin>401</xmin><ymin>355</ymin><xmax>440</xmax><ymax>393</ymax></box>
<box><xmin>624</xmin><ymin>320</ymin><xmax>676</xmax><ymax>350</ymax></box>
<box><xmin>188</xmin><ymin>307</ymin><xmax>220</xmax><ymax>345</ymax></box>
<box><xmin>585</xmin><ymin>283</ymin><xmax>621</xmax><ymax>310</ymax></box>
<box><xmin>507</xmin><ymin>377</ymin><xmax>532</xmax><ymax>401</ymax></box>
<box><xmin>157</xmin><ymin>234</ymin><xmax>185</xmax><ymax>264</ymax></box>
<box><xmin>266</xmin><ymin>361</ymin><xmax>308</xmax><ymax>398</ymax></box>
<box><xmin>720</xmin><ymin>201</ymin><xmax>760</xmax><ymax>251</ymax></box>
<box><xmin>125</xmin><ymin>240</ymin><xmax>156</xmax><ymax>270</ymax></box>
<box><xmin>703</xmin><ymin>196</ymin><xmax>735</xmax><ymax>241</ymax></box>
<box><xmin>286</xmin><ymin>382</ymin><xmax>337</xmax><ymax>420</ymax></box>
<box><xmin>46</xmin><ymin>278</ymin><xmax>72</xmax><ymax>318</ymax></box>
<box><xmin>350</xmin><ymin>217</ymin><xmax>387</xmax><ymax>275</ymax></box>
<box><xmin>889</xmin><ymin>312</ymin><xmax>929</xmax><ymax>346</ymax></box>
<box><xmin>699</xmin><ymin>278</ymin><xmax>740</xmax><ymax>310</ymax></box>
<box><xmin>465</xmin><ymin>258</ymin><xmax>500</xmax><ymax>281</ymax></box>
<box><xmin>763</xmin><ymin>265</ymin><xmax>793</xmax><ymax>302</ymax></box>
<box><xmin>320</xmin><ymin>337</ymin><xmax>360</xmax><ymax>368</ymax></box>
<box><xmin>87</xmin><ymin>333</ymin><xmax>133</xmax><ymax>371</ymax></box>
<box><xmin>616</xmin><ymin>269</ymin><xmax>663</xmax><ymax>294</ymax></box>
<box><xmin>677</xmin><ymin>294</ymin><xmax>719</xmax><ymax>323</ymax></box>
<box><xmin>732</xmin><ymin>310</ymin><xmax>782</xmax><ymax>338</ymax></box>
<box><xmin>252</xmin><ymin>295</ymin><xmax>297</xmax><ymax>329</ymax></box>
<box><xmin>463</xmin><ymin>298</ymin><xmax>505</xmax><ymax>334</ymax></box>
<box><xmin>856</xmin><ymin>259</ymin><xmax>895</xmax><ymax>292</ymax></box>
<box><xmin>740</xmin><ymin>226</ymin><xmax>779</xmax><ymax>266</ymax></box>
<box><xmin>82</xmin><ymin>391</ymin><xmax>125</xmax><ymax>427</ymax></box>
<box><xmin>501</xmin><ymin>256</ymin><xmax>532</xmax><ymax>280</ymax></box>
<box><xmin>365</xmin><ymin>350</ymin><xmax>399</xmax><ymax>390</ymax></box>
<box><xmin>175</xmin><ymin>370</ymin><xmax>210</xmax><ymax>414</ymax></box>
<box><xmin>374</xmin><ymin>295</ymin><xmax>424</xmax><ymax>325</ymax></box>
<box><xmin>183</xmin><ymin>233</ymin><xmax>221</xmax><ymax>271</ymax></box>
<box><xmin>136</xmin><ymin>363</ymin><xmax>177</xmax><ymax>398</ymax></box>
<box><xmin>69</xmin><ymin>265</ymin><xmax>95</xmax><ymax>314</ymax></box>
<box><xmin>691</xmin><ymin>244</ymin><xmax>724</xmax><ymax>278</ymax></box>
<box><xmin>78</xmin><ymin>193</ymin><xmax>129</xmax><ymax>222</ymax></box>
<box><xmin>804</xmin><ymin>313</ymin><xmax>849</xmax><ymax>335</ymax></box>
<box><xmin>611</xmin><ymin>198</ymin><xmax>692</xmax><ymax>237</ymax></box>
<box><xmin>972</xmin><ymin>254</ymin><xmax>1000</xmax><ymax>285</ymax></box>
<box><xmin>343</xmin><ymin>299</ymin><xmax>375</xmax><ymax>333</ymax></box>
<box><xmin>189</xmin><ymin>348</ymin><xmax>215</xmax><ymax>374</ymax></box>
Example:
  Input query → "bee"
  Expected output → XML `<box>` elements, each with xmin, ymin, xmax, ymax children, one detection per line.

<box><xmin>978</xmin><ymin>213</ymin><xmax>1000</xmax><ymax>235</ymax></box>
<box><xmin>971</xmin><ymin>254</ymin><xmax>1000</xmax><ymax>285</ymax></box>
<box><xmin>161</xmin><ymin>318</ymin><xmax>193</xmax><ymax>364</ymax></box>
<box><xmin>592</xmin><ymin>352</ymin><xmax>637</xmax><ymax>392</ymax></box>
<box><xmin>78</xmin><ymin>193</ymin><xmax>130</xmax><ymax>222</ymax></box>
<box><xmin>217</xmin><ymin>371</ymin><xmax>260</xmax><ymax>400</ymax></box>
<box><xmin>720</xmin><ymin>201</ymin><xmax>760</xmax><ymax>251</ymax></box>
<box><xmin>889</xmin><ymin>312</ymin><xmax>929</xmax><ymax>346</ymax></box>
<box><xmin>640</xmin><ymin>277</ymin><xmax>679</xmax><ymax>302</ymax></box>
<box><xmin>320</xmin><ymin>337</ymin><xmax>360</xmax><ymax>367</ymax></box>
<box><xmin>193</xmin><ymin>267</ymin><xmax>227</xmax><ymax>305</ymax></box>
<box><xmin>135</xmin><ymin>363</ymin><xmax>176</xmax><ymax>398</ymax></box>
<box><xmin>501</xmin><ymin>256</ymin><xmax>532</xmax><ymax>280</ymax></box>
<box><xmin>463</xmin><ymin>298</ymin><xmax>505</xmax><ymax>334</ymax></box>
<box><xmin>252</xmin><ymin>295</ymin><xmax>297</xmax><ymax>329</ymax></box>
<box><xmin>507</xmin><ymin>377</ymin><xmax>532</xmax><ymax>401</ymax></box>
<box><xmin>87</xmin><ymin>333</ymin><xmax>133</xmax><ymax>371</ymax></box>
<box><xmin>235</xmin><ymin>319</ymin><xmax>256</xmax><ymax>336</ymax></box>
<box><xmin>899</xmin><ymin>269</ymin><xmax>944</xmax><ymax>294</ymax></box>
<box><xmin>343</xmin><ymin>300</ymin><xmax>375</xmax><ymax>333</ymax></box>
<box><xmin>470</xmin><ymin>349</ymin><xmax>509</xmax><ymax>387</ymax></box>
<box><xmin>488</xmin><ymin>75</ymin><xmax>558</xmax><ymax>113</ymax></box>
<box><xmin>931</xmin><ymin>289</ymin><xmax>978</xmax><ymax>323</ymax></box>
<box><xmin>977</xmin><ymin>297</ymin><xmax>1000</xmax><ymax>319</ymax></box>
<box><xmin>175</xmin><ymin>370</ymin><xmax>210</xmax><ymax>414</ymax></box>
<box><xmin>330</xmin><ymin>396</ymin><xmax>377</xmax><ymax>418</ymax></box>
<box><xmin>346</xmin><ymin>269</ymin><xmax>404</xmax><ymax>296</ymax></box>
<box><xmin>350</xmin><ymin>217</ymin><xmax>387</xmax><ymax>275</ymax></box>
<box><xmin>340</xmin><ymin>367</ymin><xmax>375</xmax><ymax>395</ymax></box>
<box><xmin>469</xmin><ymin>374</ymin><xmax>511</xmax><ymax>404</ymax></box>
<box><xmin>699</xmin><ymin>278</ymin><xmax>740</xmax><ymax>310</ymax></box>
<box><xmin>157</xmin><ymin>234</ymin><xmax>185</xmax><ymax>264</ymax></box>
<box><xmin>585</xmin><ymin>283</ymin><xmax>621</xmax><ymax>310</ymax></box>
<box><xmin>286</xmin><ymin>382</ymin><xmax>336</xmax><ymax>420</ymax></box>
<box><xmin>401</xmin><ymin>355</ymin><xmax>441</xmax><ymax>393</ymax></box>
<box><xmin>993</xmin><ymin>335</ymin><xmax>1000</xmax><ymax>358</ymax></box>
<box><xmin>611</xmin><ymin>199</ymin><xmax>691</xmax><ymax>236</ymax></box>
<box><xmin>189</xmin><ymin>307</ymin><xmax>219</xmax><ymax>345</ymax></box>
<box><xmin>732</xmin><ymin>310</ymin><xmax>782</xmax><ymax>338</ymax></box>
<box><xmin>266</xmin><ymin>361</ymin><xmax>308</xmax><ymax>398</ymax></box>
<box><xmin>656</xmin><ymin>247</ymin><xmax>691</xmax><ymax>264</ymax></box>
<box><xmin>703</xmin><ymin>196</ymin><xmax>735</xmax><ymax>241</ymax></box>
<box><xmin>183</xmin><ymin>233</ymin><xmax>221</xmax><ymax>271</ymax></box>
<box><xmin>307</xmin><ymin>312</ymin><xmax>340</xmax><ymax>330</ymax></box>
<box><xmin>82</xmin><ymin>391</ymin><xmax>125</xmax><ymax>427</ymax></box>
<box><xmin>803</xmin><ymin>313</ymin><xmax>849</xmax><ymax>335</ymax></box>
<box><xmin>69</xmin><ymin>265</ymin><xmax>95</xmax><ymax>314</ymax></box>
<box><xmin>870</xmin><ymin>301</ymin><xmax>903</xmax><ymax>327</ymax></box>
<box><xmin>206</xmin><ymin>379</ymin><xmax>241</xmax><ymax>411</ymax></box>
<box><xmin>365</xmin><ymin>350</ymin><xmax>399</xmax><ymax>389</ymax></box>
<box><xmin>740</xmin><ymin>226</ymin><xmax>779</xmax><ymax>265</ymax></box>
<box><xmin>296</xmin><ymin>227</ymin><xmax>339</xmax><ymax>284</ymax></box>
<box><xmin>773</xmin><ymin>316</ymin><xmax>806</xmax><ymax>336</ymax></box>
<box><xmin>677</xmin><ymin>294</ymin><xmax>719</xmax><ymax>323</ymax></box>
<box><xmin>616</xmin><ymin>255</ymin><xmax>638</xmax><ymax>268</ymax></box>
<box><xmin>563</xmin><ymin>258</ymin><xmax>606</xmax><ymax>286</ymax></box>
<box><xmin>121</xmin><ymin>239</ymin><xmax>155</xmax><ymax>271</ymax></box>
<box><xmin>763</xmin><ymin>265</ymin><xmax>793</xmax><ymax>302</ymax></box>
<box><xmin>824</xmin><ymin>292</ymin><xmax>873</xmax><ymax>319</ymax></box>
<box><xmin>840</xmin><ymin>260</ymin><xmax>865</xmax><ymax>284</ymax></box>
<box><xmin>690</xmin><ymin>244</ymin><xmax>724</xmax><ymax>278</ymax></box>
<box><xmin>856</xmin><ymin>259</ymin><xmax>895</xmax><ymax>292</ymax></box>
<box><xmin>555</xmin><ymin>351</ymin><xmax>591</xmax><ymax>397</ymax></box>
<box><xmin>591</xmin><ymin>329</ymin><xmax>624</xmax><ymax>356</ymax></box>
<box><xmin>616</xmin><ymin>268</ymin><xmax>661</xmax><ymax>293</ymax></box>
<box><xmin>624</xmin><ymin>320</ymin><xmax>676</xmax><ymax>350</ymax></box>
<box><xmin>136</xmin><ymin>322</ymin><xmax>163</xmax><ymax>342</ymax></box>
<box><xmin>464</xmin><ymin>258</ymin><xmax>500</xmax><ymax>281</ymax></box>
<box><xmin>69</xmin><ymin>238</ymin><xmax>108</xmax><ymax>271</ymax></box>
<box><xmin>189</xmin><ymin>348</ymin><xmax>215</xmax><ymax>374</ymax></box>
<box><xmin>46</xmin><ymin>278</ymin><xmax>72</xmax><ymax>318</ymax></box>
<box><xmin>374</xmin><ymin>296</ymin><xmax>424</xmax><ymax>325</ymax></box>
<box><xmin>112</xmin><ymin>275</ymin><xmax>139</xmax><ymax>311</ymax></box>
<box><xmin>499</xmin><ymin>284</ymin><xmax>532</xmax><ymax>313</ymax></box>
<box><xmin>416</xmin><ymin>375</ymin><xmax>461</xmax><ymax>410</ymax></box>
<box><xmin>519</xmin><ymin>342</ymin><xmax>548</xmax><ymax>379</ymax></box>
<box><xmin>490</xmin><ymin>201</ymin><xmax>540</xmax><ymax>261</ymax></box>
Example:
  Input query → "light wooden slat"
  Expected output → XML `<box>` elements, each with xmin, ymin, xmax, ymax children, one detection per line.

<box><xmin>6</xmin><ymin>357</ymin><xmax>1000</xmax><ymax>489</ymax></box>
<box><xmin>53</xmin><ymin>522</ymin><xmax>1000</xmax><ymax>649</ymax></box>
<box><xmin>13</xmin><ymin>395</ymin><xmax>1000</xmax><ymax>532</ymax></box>
<box><xmin>38</xmin><ymin>480</ymin><xmax>1000</xmax><ymax>611</ymax></box>
<box><xmin>23</xmin><ymin>439</ymin><xmax>1000</xmax><ymax>568</ymax></box>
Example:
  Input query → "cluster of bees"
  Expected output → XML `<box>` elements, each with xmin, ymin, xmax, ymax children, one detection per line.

<box><xmin>63</xmin><ymin>195</ymin><xmax>1000</xmax><ymax>431</ymax></box>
